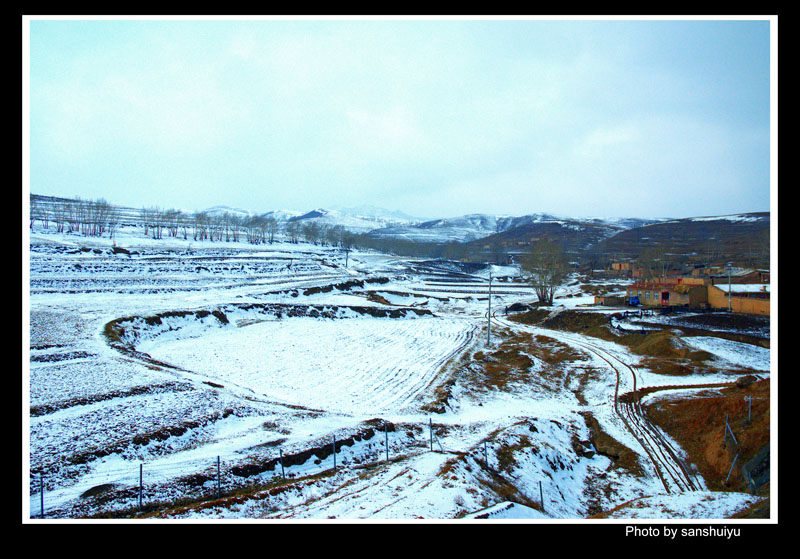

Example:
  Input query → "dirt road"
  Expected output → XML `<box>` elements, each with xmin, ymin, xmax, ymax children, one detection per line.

<box><xmin>492</xmin><ymin>313</ymin><xmax>701</xmax><ymax>494</ymax></box>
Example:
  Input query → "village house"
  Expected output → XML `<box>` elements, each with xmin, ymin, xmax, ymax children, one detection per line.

<box><xmin>594</xmin><ymin>294</ymin><xmax>627</xmax><ymax>306</ymax></box>
<box><xmin>620</xmin><ymin>270</ymin><xmax>770</xmax><ymax>316</ymax></box>
<box><xmin>694</xmin><ymin>266</ymin><xmax>770</xmax><ymax>284</ymax></box>
<box><xmin>707</xmin><ymin>283</ymin><xmax>770</xmax><ymax>317</ymax></box>
<box><xmin>625</xmin><ymin>277</ymin><xmax>709</xmax><ymax>310</ymax></box>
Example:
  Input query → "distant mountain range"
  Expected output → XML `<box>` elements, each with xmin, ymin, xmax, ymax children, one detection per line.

<box><xmin>30</xmin><ymin>194</ymin><xmax>770</xmax><ymax>267</ymax></box>
<box><xmin>251</xmin><ymin>205</ymin><xmax>769</xmax><ymax>266</ymax></box>
<box><xmin>365</xmin><ymin>212</ymin><xmax>664</xmax><ymax>244</ymax></box>
<box><xmin>285</xmin><ymin>207</ymin><xmax>420</xmax><ymax>233</ymax></box>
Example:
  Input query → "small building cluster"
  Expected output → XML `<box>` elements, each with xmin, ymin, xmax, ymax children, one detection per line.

<box><xmin>598</xmin><ymin>264</ymin><xmax>770</xmax><ymax>317</ymax></box>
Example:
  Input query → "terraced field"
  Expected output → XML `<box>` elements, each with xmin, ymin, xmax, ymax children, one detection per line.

<box><xmin>142</xmin><ymin>315</ymin><xmax>477</xmax><ymax>414</ymax></box>
<box><xmin>26</xmin><ymin>228</ymin><xmax>769</xmax><ymax>521</ymax></box>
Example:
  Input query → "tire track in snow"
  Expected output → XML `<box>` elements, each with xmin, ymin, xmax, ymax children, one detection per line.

<box><xmin>140</xmin><ymin>315</ymin><xmax>476</xmax><ymax>415</ymax></box>
<box><xmin>492</xmin><ymin>315</ymin><xmax>700</xmax><ymax>494</ymax></box>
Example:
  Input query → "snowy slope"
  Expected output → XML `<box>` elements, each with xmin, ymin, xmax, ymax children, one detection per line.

<box><xmin>288</xmin><ymin>207</ymin><xmax>419</xmax><ymax>233</ymax></box>
<box><xmin>26</xmin><ymin>222</ymin><xmax>770</xmax><ymax>522</ymax></box>
<box><xmin>365</xmin><ymin>212</ymin><xmax>661</xmax><ymax>244</ymax></box>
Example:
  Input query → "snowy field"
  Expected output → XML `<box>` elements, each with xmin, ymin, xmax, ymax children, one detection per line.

<box><xmin>25</xmin><ymin>225</ymin><xmax>771</xmax><ymax>522</ymax></box>
<box><xmin>141</xmin><ymin>315</ymin><xmax>476</xmax><ymax>414</ymax></box>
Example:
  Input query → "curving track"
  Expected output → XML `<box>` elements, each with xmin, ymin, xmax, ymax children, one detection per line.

<box><xmin>491</xmin><ymin>313</ymin><xmax>700</xmax><ymax>494</ymax></box>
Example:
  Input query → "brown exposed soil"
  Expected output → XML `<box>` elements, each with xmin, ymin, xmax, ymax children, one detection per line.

<box><xmin>510</xmin><ymin>309</ymin><xmax>748</xmax><ymax>377</ymax></box>
<box><xmin>579</xmin><ymin>411</ymin><xmax>645</xmax><ymax>477</ymax></box>
<box><xmin>31</xmin><ymin>408</ymin><xmax>238</xmax><ymax>475</ymax></box>
<box><xmin>29</xmin><ymin>381</ymin><xmax>191</xmax><ymax>417</ymax></box>
<box><xmin>228</xmin><ymin>421</ymin><xmax>391</xmax><ymax>478</ymax></box>
<box><xmin>642</xmin><ymin>378</ymin><xmax>770</xmax><ymax>498</ymax></box>
<box><xmin>508</xmin><ymin>305</ymin><xmax>771</xmax><ymax>519</ymax></box>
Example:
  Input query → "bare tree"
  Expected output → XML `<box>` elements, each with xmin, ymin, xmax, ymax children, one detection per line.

<box><xmin>193</xmin><ymin>212</ymin><xmax>209</xmax><ymax>241</ymax></box>
<box><xmin>164</xmin><ymin>209</ymin><xmax>182</xmax><ymax>238</ymax></box>
<box><xmin>30</xmin><ymin>196</ymin><xmax>50</xmax><ymax>229</ymax></box>
<box><xmin>301</xmin><ymin>221</ymin><xmax>321</xmax><ymax>245</ymax></box>
<box><xmin>106</xmin><ymin>204</ymin><xmax>120</xmax><ymax>240</ymax></box>
<box><xmin>340</xmin><ymin>229</ymin><xmax>357</xmax><ymax>250</ymax></box>
<box><xmin>520</xmin><ymin>238</ymin><xmax>568</xmax><ymax>305</ymax></box>
<box><xmin>84</xmin><ymin>198</ymin><xmax>112</xmax><ymax>237</ymax></box>
<box><xmin>229</xmin><ymin>213</ymin><xmax>242</xmax><ymax>242</ymax></box>
<box><xmin>214</xmin><ymin>214</ymin><xmax>224</xmax><ymax>241</ymax></box>
<box><xmin>285</xmin><ymin>220</ymin><xmax>301</xmax><ymax>243</ymax></box>
<box><xmin>68</xmin><ymin>197</ymin><xmax>83</xmax><ymax>233</ymax></box>
<box><xmin>141</xmin><ymin>207</ymin><xmax>152</xmax><ymax>237</ymax></box>
<box><xmin>53</xmin><ymin>202</ymin><xmax>68</xmax><ymax>233</ymax></box>
<box><xmin>263</xmin><ymin>215</ymin><xmax>279</xmax><ymax>244</ymax></box>
<box><xmin>30</xmin><ymin>195</ymin><xmax>38</xmax><ymax>229</ymax></box>
<box><xmin>179</xmin><ymin>212</ymin><xmax>191</xmax><ymax>240</ymax></box>
<box><xmin>142</xmin><ymin>206</ymin><xmax>165</xmax><ymax>239</ymax></box>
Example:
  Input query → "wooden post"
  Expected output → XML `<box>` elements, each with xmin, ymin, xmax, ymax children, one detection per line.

<box><xmin>484</xmin><ymin>441</ymin><xmax>488</xmax><ymax>467</ymax></box>
<box><xmin>746</xmin><ymin>396</ymin><xmax>752</xmax><ymax>424</ymax></box>
<box><xmin>217</xmin><ymin>456</ymin><xmax>221</xmax><ymax>499</ymax></box>
<box><xmin>726</xmin><ymin>454</ymin><xmax>739</xmax><ymax>484</ymax></box>
<box><xmin>40</xmin><ymin>475</ymin><xmax>44</xmax><ymax>519</ymax></box>
<box><xmin>726</xmin><ymin>421</ymin><xmax>738</xmax><ymax>448</ymax></box>
<box><xmin>385</xmin><ymin>422</ymin><xmax>389</xmax><ymax>462</ymax></box>
<box><xmin>138</xmin><ymin>464</ymin><xmax>143</xmax><ymax>511</ymax></box>
<box><xmin>279</xmin><ymin>449</ymin><xmax>285</xmax><ymax>479</ymax></box>
<box><xmin>429</xmin><ymin>419</ymin><xmax>433</xmax><ymax>451</ymax></box>
<box><xmin>724</xmin><ymin>414</ymin><xmax>728</xmax><ymax>448</ymax></box>
<box><xmin>539</xmin><ymin>480</ymin><xmax>544</xmax><ymax>513</ymax></box>
<box><xmin>333</xmin><ymin>436</ymin><xmax>336</xmax><ymax>470</ymax></box>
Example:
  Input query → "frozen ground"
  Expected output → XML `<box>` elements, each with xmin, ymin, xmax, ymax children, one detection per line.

<box><xmin>25</xmin><ymin>225</ymin><xmax>770</xmax><ymax>522</ymax></box>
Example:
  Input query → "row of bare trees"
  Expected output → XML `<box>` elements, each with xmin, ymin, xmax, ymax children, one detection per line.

<box><xmin>31</xmin><ymin>196</ymin><xmax>121</xmax><ymax>239</ymax></box>
<box><xmin>137</xmin><ymin>206</ymin><xmax>360</xmax><ymax>248</ymax></box>
<box><xmin>31</xmin><ymin>195</ymin><xmax>574</xmax><ymax>304</ymax></box>
<box><xmin>29</xmin><ymin>195</ymin><xmax>362</xmax><ymax>248</ymax></box>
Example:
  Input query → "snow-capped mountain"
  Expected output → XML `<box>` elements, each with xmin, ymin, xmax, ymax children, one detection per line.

<box><xmin>365</xmin><ymin>212</ymin><xmax>663</xmax><ymax>244</ymax></box>
<box><xmin>329</xmin><ymin>204</ymin><xmax>422</xmax><ymax>223</ymax></box>
<box><xmin>201</xmin><ymin>205</ymin><xmax>255</xmax><ymax>219</ymax></box>
<box><xmin>287</xmin><ymin>207</ymin><xmax>420</xmax><ymax>233</ymax></box>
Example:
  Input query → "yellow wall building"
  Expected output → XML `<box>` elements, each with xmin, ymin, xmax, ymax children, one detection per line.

<box><xmin>708</xmin><ymin>284</ymin><xmax>770</xmax><ymax>317</ymax></box>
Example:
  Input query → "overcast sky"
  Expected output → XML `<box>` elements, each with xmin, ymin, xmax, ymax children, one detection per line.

<box><xmin>26</xmin><ymin>16</ymin><xmax>773</xmax><ymax>220</ymax></box>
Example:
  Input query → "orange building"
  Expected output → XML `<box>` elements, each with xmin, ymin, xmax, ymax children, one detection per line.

<box><xmin>708</xmin><ymin>284</ymin><xmax>770</xmax><ymax>317</ymax></box>
<box><xmin>626</xmin><ymin>276</ymin><xmax>770</xmax><ymax>316</ymax></box>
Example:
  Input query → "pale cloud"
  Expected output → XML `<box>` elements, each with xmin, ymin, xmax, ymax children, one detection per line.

<box><xmin>344</xmin><ymin>106</ymin><xmax>427</xmax><ymax>158</ymax></box>
<box><xmin>574</xmin><ymin>123</ymin><xmax>642</xmax><ymax>159</ymax></box>
<box><xmin>27</xmin><ymin>18</ymin><xmax>772</xmax><ymax>219</ymax></box>
<box><xmin>228</xmin><ymin>34</ymin><xmax>257</xmax><ymax>59</ymax></box>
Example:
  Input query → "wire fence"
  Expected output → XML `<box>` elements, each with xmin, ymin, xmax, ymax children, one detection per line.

<box><xmin>31</xmin><ymin>418</ymin><xmax>555</xmax><ymax>519</ymax></box>
<box><xmin>723</xmin><ymin>407</ymin><xmax>768</xmax><ymax>495</ymax></box>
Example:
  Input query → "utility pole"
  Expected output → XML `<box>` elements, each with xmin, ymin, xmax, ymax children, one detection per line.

<box><xmin>138</xmin><ymin>464</ymin><xmax>143</xmax><ymax>511</ymax></box>
<box><xmin>727</xmin><ymin>263</ymin><xmax>732</xmax><ymax>312</ymax></box>
<box><xmin>745</xmin><ymin>395</ymin><xmax>752</xmax><ymax>424</ymax></box>
<box><xmin>539</xmin><ymin>480</ymin><xmax>544</xmax><ymax>513</ymax></box>
<box><xmin>487</xmin><ymin>266</ymin><xmax>492</xmax><ymax>346</ymax></box>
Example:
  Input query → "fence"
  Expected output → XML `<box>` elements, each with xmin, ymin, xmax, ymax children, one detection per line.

<box><xmin>722</xmin><ymin>406</ymin><xmax>769</xmax><ymax>495</ymax></box>
<box><xmin>31</xmin><ymin>419</ymin><xmax>554</xmax><ymax>519</ymax></box>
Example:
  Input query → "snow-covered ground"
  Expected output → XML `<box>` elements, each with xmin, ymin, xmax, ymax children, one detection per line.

<box><xmin>25</xmin><ymin>224</ymin><xmax>770</xmax><ymax>522</ymax></box>
<box><xmin>141</xmin><ymin>314</ymin><xmax>476</xmax><ymax>414</ymax></box>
